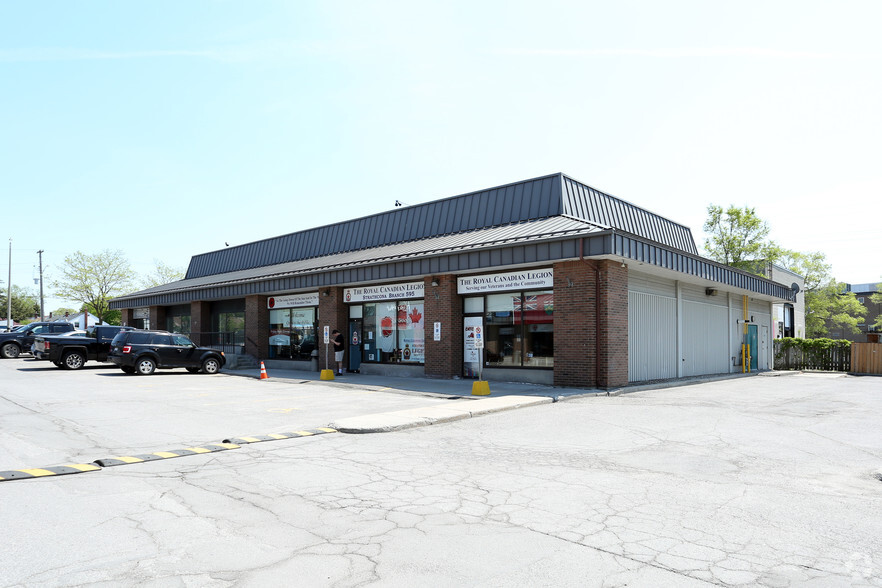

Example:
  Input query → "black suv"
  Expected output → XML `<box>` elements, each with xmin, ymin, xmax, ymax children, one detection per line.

<box><xmin>0</xmin><ymin>321</ymin><xmax>77</xmax><ymax>359</ymax></box>
<box><xmin>108</xmin><ymin>330</ymin><xmax>226</xmax><ymax>375</ymax></box>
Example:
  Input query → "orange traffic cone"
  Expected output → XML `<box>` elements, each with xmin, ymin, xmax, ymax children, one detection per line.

<box><xmin>259</xmin><ymin>361</ymin><xmax>269</xmax><ymax>380</ymax></box>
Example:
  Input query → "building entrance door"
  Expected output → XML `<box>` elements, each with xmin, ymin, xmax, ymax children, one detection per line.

<box><xmin>747</xmin><ymin>324</ymin><xmax>759</xmax><ymax>371</ymax></box>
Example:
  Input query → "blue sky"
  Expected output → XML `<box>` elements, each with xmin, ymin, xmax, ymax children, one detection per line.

<box><xmin>2</xmin><ymin>1</ymin><xmax>880</xmax><ymax>312</ymax></box>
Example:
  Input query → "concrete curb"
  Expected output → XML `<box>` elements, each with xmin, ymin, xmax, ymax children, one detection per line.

<box><xmin>329</xmin><ymin>395</ymin><xmax>553</xmax><ymax>433</ymax></box>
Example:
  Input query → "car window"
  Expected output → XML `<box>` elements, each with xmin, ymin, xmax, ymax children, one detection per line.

<box><xmin>50</xmin><ymin>324</ymin><xmax>70</xmax><ymax>333</ymax></box>
<box><xmin>126</xmin><ymin>332</ymin><xmax>153</xmax><ymax>345</ymax></box>
<box><xmin>172</xmin><ymin>335</ymin><xmax>194</xmax><ymax>346</ymax></box>
<box><xmin>30</xmin><ymin>325</ymin><xmax>47</xmax><ymax>334</ymax></box>
<box><xmin>149</xmin><ymin>334</ymin><xmax>173</xmax><ymax>345</ymax></box>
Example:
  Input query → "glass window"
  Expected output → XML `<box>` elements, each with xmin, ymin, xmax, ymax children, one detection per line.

<box><xmin>150</xmin><ymin>334</ymin><xmax>172</xmax><ymax>345</ymax></box>
<box><xmin>480</xmin><ymin>289</ymin><xmax>553</xmax><ymax>369</ymax></box>
<box><xmin>173</xmin><ymin>335</ymin><xmax>194</xmax><ymax>346</ymax></box>
<box><xmin>268</xmin><ymin>308</ymin><xmax>316</xmax><ymax>360</ymax></box>
<box><xmin>464</xmin><ymin>297</ymin><xmax>484</xmax><ymax>313</ymax></box>
<box><xmin>360</xmin><ymin>300</ymin><xmax>425</xmax><ymax>364</ymax></box>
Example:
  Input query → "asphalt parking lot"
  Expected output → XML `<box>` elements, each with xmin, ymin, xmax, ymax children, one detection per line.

<box><xmin>1</xmin><ymin>358</ymin><xmax>880</xmax><ymax>586</ymax></box>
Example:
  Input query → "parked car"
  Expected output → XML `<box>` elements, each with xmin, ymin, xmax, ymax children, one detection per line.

<box><xmin>0</xmin><ymin>322</ymin><xmax>77</xmax><ymax>359</ymax></box>
<box><xmin>108</xmin><ymin>330</ymin><xmax>226</xmax><ymax>375</ymax></box>
<box><xmin>34</xmin><ymin>326</ymin><xmax>135</xmax><ymax>368</ymax></box>
<box><xmin>32</xmin><ymin>330</ymin><xmax>88</xmax><ymax>359</ymax></box>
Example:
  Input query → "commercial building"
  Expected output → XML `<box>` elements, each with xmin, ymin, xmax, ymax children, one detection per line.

<box><xmin>110</xmin><ymin>173</ymin><xmax>799</xmax><ymax>388</ymax></box>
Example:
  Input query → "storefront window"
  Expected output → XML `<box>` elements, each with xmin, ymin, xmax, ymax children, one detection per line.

<box><xmin>482</xmin><ymin>290</ymin><xmax>553</xmax><ymax>368</ymax></box>
<box><xmin>269</xmin><ymin>308</ymin><xmax>317</xmax><ymax>360</ymax></box>
<box><xmin>360</xmin><ymin>299</ymin><xmax>425</xmax><ymax>363</ymax></box>
<box><xmin>166</xmin><ymin>305</ymin><xmax>191</xmax><ymax>335</ymax></box>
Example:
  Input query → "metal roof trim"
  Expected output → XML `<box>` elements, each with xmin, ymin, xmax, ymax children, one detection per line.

<box><xmin>114</xmin><ymin>216</ymin><xmax>599</xmax><ymax>303</ymax></box>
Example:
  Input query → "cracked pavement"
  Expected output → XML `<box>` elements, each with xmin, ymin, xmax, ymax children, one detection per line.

<box><xmin>0</xmin><ymin>360</ymin><xmax>880</xmax><ymax>586</ymax></box>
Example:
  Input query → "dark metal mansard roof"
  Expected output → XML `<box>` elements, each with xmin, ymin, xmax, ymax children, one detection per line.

<box><xmin>111</xmin><ymin>173</ymin><xmax>795</xmax><ymax>308</ymax></box>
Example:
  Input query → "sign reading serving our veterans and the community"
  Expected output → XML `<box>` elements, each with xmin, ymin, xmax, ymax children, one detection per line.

<box><xmin>267</xmin><ymin>293</ymin><xmax>320</xmax><ymax>309</ymax></box>
<box><xmin>457</xmin><ymin>269</ymin><xmax>553</xmax><ymax>294</ymax></box>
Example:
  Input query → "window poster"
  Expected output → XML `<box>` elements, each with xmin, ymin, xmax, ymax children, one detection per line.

<box><xmin>398</xmin><ymin>302</ymin><xmax>425</xmax><ymax>362</ymax></box>
<box><xmin>377</xmin><ymin>302</ymin><xmax>396</xmax><ymax>352</ymax></box>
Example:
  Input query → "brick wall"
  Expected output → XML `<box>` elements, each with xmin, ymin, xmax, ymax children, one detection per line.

<box><xmin>596</xmin><ymin>260</ymin><xmax>629</xmax><ymax>388</ymax></box>
<box><xmin>149</xmin><ymin>306</ymin><xmax>167</xmax><ymax>332</ymax></box>
<box><xmin>120</xmin><ymin>308</ymin><xmax>134</xmax><ymax>327</ymax></box>
<box><xmin>245</xmin><ymin>295</ymin><xmax>268</xmax><ymax>359</ymax></box>
<box><xmin>553</xmin><ymin>259</ymin><xmax>628</xmax><ymax>388</ymax></box>
<box><xmin>318</xmin><ymin>288</ymin><xmax>348</xmax><ymax>371</ymax></box>
<box><xmin>424</xmin><ymin>275</ymin><xmax>463</xmax><ymax>378</ymax></box>
<box><xmin>190</xmin><ymin>301</ymin><xmax>211</xmax><ymax>346</ymax></box>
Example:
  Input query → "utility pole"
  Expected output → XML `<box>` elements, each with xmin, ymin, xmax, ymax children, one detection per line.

<box><xmin>6</xmin><ymin>239</ymin><xmax>11</xmax><ymax>332</ymax></box>
<box><xmin>37</xmin><ymin>249</ymin><xmax>45</xmax><ymax>321</ymax></box>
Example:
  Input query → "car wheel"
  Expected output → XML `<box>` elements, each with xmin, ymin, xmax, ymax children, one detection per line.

<box><xmin>135</xmin><ymin>357</ymin><xmax>156</xmax><ymax>375</ymax></box>
<box><xmin>201</xmin><ymin>357</ymin><xmax>221</xmax><ymax>374</ymax></box>
<box><xmin>63</xmin><ymin>351</ymin><xmax>86</xmax><ymax>370</ymax></box>
<box><xmin>186</xmin><ymin>367</ymin><xmax>201</xmax><ymax>373</ymax></box>
<box><xmin>121</xmin><ymin>366</ymin><xmax>136</xmax><ymax>374</ymax></box>
<box><xmin>1</xmin><ymin>343</ymin><xmax>20</xmax><ymax>359</ymax></box>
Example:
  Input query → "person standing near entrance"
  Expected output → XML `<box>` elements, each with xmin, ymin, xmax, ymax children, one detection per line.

<box><xmin>332</xmin><ymin>329</ymin><xmax>344</xmax><ymax>375</ymax></box>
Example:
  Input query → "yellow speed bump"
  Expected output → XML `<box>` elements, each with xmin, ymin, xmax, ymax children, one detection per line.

<box><xmin>94</xmin><ymin>442</ymin><xmax>240</xmax><ymax>467</ymax></box>
<box><xmin>0</xmin><ymin>463</ymin><xmax>101</xmax><ymax>482</ymax></box>
<box><xmin>224</xmin><ymin>427</ymin><xmax>337</xmax><ymax>445</ymax></box>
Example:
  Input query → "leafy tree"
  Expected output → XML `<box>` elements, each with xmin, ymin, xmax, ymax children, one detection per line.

<box><xmin>81</xmin><ymin>302</ymin><xmax>121</xmax><ymax>326</ymax></box>
<box><xmin>871</xmin><ymin>281</ymin><xmax>882</xmax><ymax>331</ymax></box>
<box><xmin>140</xmin><ymin>259</ymin><xmax>185</xmax><ymax>290</ymax></box>
<box><xmin>0</xmin><ymin>285</ymin><xmax>40</xmax><ymax>322</ymax></box>
<box><xmin>52</xmin><ymin>250</ymin><xmax>135</xmax><ymax>325</ymax></box>
<box><xmin>703</xmin><ymin>204</ymin><xmax>784</xmax><ymax>272</ymax></box>
<box><xmin>780</xmin><ymin>251</ymin><xmax>866</xmax><ymax>337</ymax></box>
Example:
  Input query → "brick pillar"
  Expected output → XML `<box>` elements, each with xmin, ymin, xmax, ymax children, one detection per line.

<box><xmin>424</xmin><ymin>274</ymin><xmax>462</xmax><ymax>378</ymax></box>
<box><xmin>554</xmin><ymin>260</ymin><xmax>597</xmax><ymax>387</ymax></box>
<box><xmin>318</xmin><ymin>287</ymin><xmax>347</xmax><ymax>372</ymax></box>
<box><xmin>149</xmin><ymin>306</ymin><xmax>167</xmax><ymax>332</ymax></box>
<box><xmin>120</xmin><ymin>308</ymin><xmax>134</xmax><ymax>327</ymax></box>
<box><xmin>553</xmin><ymin>259</ymin><xmax>629</xmax><ymax>389</ymax></box>
<box><xmin>245</xmin><ymin>295</ymin><xmax>268</xmax><ymax>359</ymax></box>
<box><xmin>190</xmin><ymin>301</ymin><xmax>210</xmax><ymax>346</ymax></box>
<box><xmin>595</xmin><ymin>260</ymin><xmax>629</xmax><ymax>388</ymax></box>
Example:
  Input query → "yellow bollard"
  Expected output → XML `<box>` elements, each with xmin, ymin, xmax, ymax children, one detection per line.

<box><xmin>471</xmin><ymin>380</ymin><xmax>490</xmax><ymax>396</ymax></box>
<box><xmin>320</xmin><ymin>369</ymin><xmax>336</xmax><ymax>381</ymax></box>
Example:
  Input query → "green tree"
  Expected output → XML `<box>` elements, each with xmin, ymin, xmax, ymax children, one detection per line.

<box><xmin>871</xmin><ymin>280</ymin><xmax>882</xmax><ymax>331</ymax></box>
<box><xmin>140</xmin><ymin>259</ymin><xmax>185</xmax><ymax>290</ymax></box>
<box><xmin>703</xmin><ymin>204</ymin><xmax>784</xmax><ymax>272</ymax></box>
<box><xmin>81</xmin><ymin>302</ymin><xmax>121</xmax><ymax>326</ymax></box>
<box><xmin>0</xmin><ymin>285</ymin><xmax>40</xmax><ymax>322</ymax></box>
<box><xmin>780</xmin><ymin>251</ymin><xmax>867</xmax><ymax>337</ymax></box>
<box><xmin>52</xmin><ymin>250</ymin><xmax>135</xmax><ymax>325</ymax></box>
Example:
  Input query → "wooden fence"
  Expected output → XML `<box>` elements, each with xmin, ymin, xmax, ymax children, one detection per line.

<box><xmin>851</xmin><ymin>343</ymin><xmax>882</xmax><ymax>374</ymax></box>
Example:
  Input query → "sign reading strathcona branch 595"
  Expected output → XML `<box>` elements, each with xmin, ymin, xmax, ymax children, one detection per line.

<box><xmin>344</xmin><ymin>281</ymin><xmax>425</xmax><ymax>303</ymax></box>
<box><xmin>457</xmin><ymin>269</ymin><xmax>553</xmax><ymax>294</ymax></box>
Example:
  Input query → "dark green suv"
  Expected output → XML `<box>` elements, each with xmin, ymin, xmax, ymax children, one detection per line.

<box><xmin>108</xmin><ymin>330</ymin><xmax>226</xmax><ymax>375</ymax></box>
